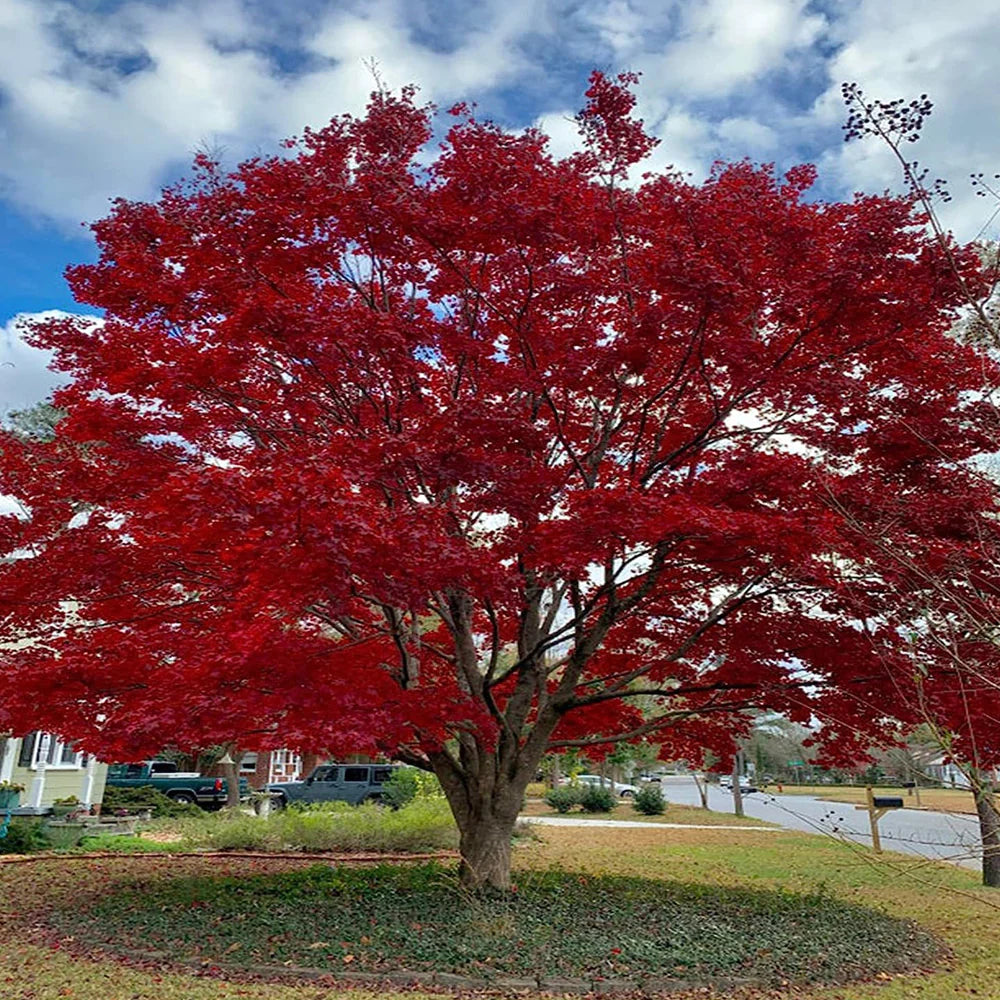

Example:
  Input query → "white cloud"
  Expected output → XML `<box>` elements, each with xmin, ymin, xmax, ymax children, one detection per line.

<box><xmin>814</xmin><ymin>0</ymin><xmax>1000</xmax><ymax>241</ymax></box>
<box><xmin>715</xmin><ymin>117</ymin><xmax>779</xmax><ymax>154</ymax></box>
<box><xmin>646</xmin><ymin>0</ymin><xmax>826</xmax><ymax>100</ymax></box>
<box><xmin>0</xmin><ymin>0</ymin><xmax>999</xmax><ymax>250</ymax></box>
<box><xmin>0</xmin><ymin>0</ymin><xmax>544</xmax><ymax>228</ymax></box>
<box><xmin>534</xmin><ymin>110</ymin><xmax>583</xmax><ymax>161</ymax></box>
<box><xmin>0</xmin><ymin>0</ymin><xmax>277</xmax><ymax>225</ymax></box>
<box><xmin>0</xmin><ymin>311</ymin><xmax>101</xmax><ymax>416</ymax></box>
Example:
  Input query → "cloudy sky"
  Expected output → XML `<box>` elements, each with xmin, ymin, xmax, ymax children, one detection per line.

<box><xmin>2</xmin><ymin>0</ymin><xmax>1000</xmax><ymax>413</ymax></box>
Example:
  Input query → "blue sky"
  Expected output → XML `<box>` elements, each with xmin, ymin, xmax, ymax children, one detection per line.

<box><xmin>3</xmin><ymin>0</ymin><xmax>1000</xmax><ymax>413</ymax></box>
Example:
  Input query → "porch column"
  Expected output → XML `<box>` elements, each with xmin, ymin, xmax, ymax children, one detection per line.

<box><xmin>27</xmin><ymin>733</ymin><xmax>50</xmax><ymax>809</ymax></box>
<box><xmin>0</xmin><ymin>737</ymin><xmax>16</xmax><ymax>784</ymax></box>
<box><xmin>80</xmin><ymin>755</ymin><xmax>98</xmax><ymax>809</ymax></box>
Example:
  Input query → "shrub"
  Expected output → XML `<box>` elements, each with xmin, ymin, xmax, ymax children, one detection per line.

<box><xmin>0</xmin><ymin>817</ymin><xmax>51</xmax><ymax>854</ymax></box>
<box><xmin>544</xmin><ymin>786</ymin><xmax>581</xmax><ymax>813</ymax></box>
<box><xmin>579</xmin><ymin>784</ymin><xmax>617</xmax><ymax>813</ymax></box>
<box><xmin>382</xmin><ymin>767</ymin><xmax>419</xmax><ymax>808</ymax></box>
<box><xmin>634</xmin><ymin>785</ymin><xmax>666</xmax><ymax>815</ymax></box>
<box><xmin>381</xmin><ymin>767</ymin><xmax>445</xmax><ymax>809</ymax></box>
<box><xmin>101</xmin><ymin>784</ymin><xmax>201</xmax><ymax>818</ymax></box>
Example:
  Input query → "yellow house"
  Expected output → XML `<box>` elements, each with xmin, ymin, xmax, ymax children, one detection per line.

<box><xmin>0</xmin><ymin>732</ymin><xmax>107</xmax><ymax>814</ymax></box>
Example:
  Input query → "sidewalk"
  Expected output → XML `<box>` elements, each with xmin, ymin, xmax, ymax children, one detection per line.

<box><xmin>521</xmin><ymin>815</ymin><xmax>780</xmax><ymax>832</ymax></box>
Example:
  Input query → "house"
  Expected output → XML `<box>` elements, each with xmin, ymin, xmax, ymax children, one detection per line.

<box><xmin>924</xmin><ymin>756</ymin><xmax>999</xmax><ymax>790</ymax></box>
<box><xmin>0</xmin><ymin>731</ymin><xmax>108</xmax><ymax>814</ymax></box>
<box><xmin>240</xmin><ymin>749</ymin><xmax>304</xmax><ymax>788</ymax></box>
<box><xmin>236</xmin><ymin>750</ymin><xmax>376</xmax><ymax>789</ymax></box>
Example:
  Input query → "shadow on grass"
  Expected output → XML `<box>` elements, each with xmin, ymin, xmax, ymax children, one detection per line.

<box><xmin>42</xmin><ymin>861</ymin><xmax>945</xmax><ymax>987</ymax></box>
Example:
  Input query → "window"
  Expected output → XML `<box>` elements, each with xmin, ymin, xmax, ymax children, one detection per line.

<box><xmin>239</xmin><ymin>753</ymin><xmax>258</xmax><ymax>774</ymax></box>
<box><xmin>372</xmin><ymin>768</ymin><xmax>393</xmax><ymax>784</ymax></box>
<box><xmin>268</xmin><ymin>749</ymin><xmax>302</xmax><ymax>783</ymax></box>
<box><xmin>18</xmin><ymin>733</ymin><xmax>36</xmax><ymax>768</ymax></box>
<box><xmin>314</xmin><ymin>766</ymin><xmax>339</xmax><ymax>782</ymax></box>
<box><xmin>343</xmin><ymin>767</ymin><xmax>369</xmax><ymax>783</ymax></box>
<box><xmin>18</xmin><ymin>732</ymin><xmax>83</xmax><ymax>770</ymax></box>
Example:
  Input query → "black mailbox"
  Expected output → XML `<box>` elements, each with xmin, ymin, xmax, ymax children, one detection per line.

<box><xmin>902</xmin><ymin>781</ymin><xmax>916</xmax><ymax>789</ymax></box>
<box><xmin>872</xmin><ymin>796</ymin><xmax>904</xmax><ymax>809</ymax></box>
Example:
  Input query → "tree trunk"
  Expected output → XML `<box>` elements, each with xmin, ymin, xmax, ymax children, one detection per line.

<box><xmin>973</xmin><ymin>778</ymin><xmax>1000</xmax><ymax>888</ymax></box>
<box><xmin>693</xmin><ymin>772</ymin><xmax>709</xmax><ymax>809</ymax></box>
<box><xmin>221</xmin><ymin>747</ymin><xmax>242</xmax><ymax>810</ymax></box>
<box><xmin>431</xmin><ymin>752</ymin><xmax>534</xmax><ymax>891</ymax></box>
<box><xmin>458</xmin><ymin>811</ymin><xmax>516</xmax><ymax>890</ymax></box>
<box><xmin>731</xmin><ymin>756</ymin><xmax>744</xmax><ymax>818</ymax></box>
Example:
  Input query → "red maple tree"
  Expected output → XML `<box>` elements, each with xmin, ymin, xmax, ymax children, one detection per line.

<box><xmin>1</xmin><ymin>73</ymin><xmax>997</xmax><ymax>887</ymax></box>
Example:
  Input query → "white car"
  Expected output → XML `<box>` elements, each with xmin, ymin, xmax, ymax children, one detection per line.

<box><xmin>574</xmin><ymin>774</ymin><xmax>640</xmax><ymax>798</ymax></box>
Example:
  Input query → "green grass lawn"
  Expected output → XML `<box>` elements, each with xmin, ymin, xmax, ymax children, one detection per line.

<box><xmin>3</xmin><ymin>823</ymin><xmax>1000</xmax><ymax>998</ymax></box>
<box><xmin>521</xmin><ymin>797</ymin><xmax>775</xmax><ymax>825</ymax></box>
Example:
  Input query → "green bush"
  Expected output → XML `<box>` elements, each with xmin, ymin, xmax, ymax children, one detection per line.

<box><xmin>101</xmin><ymin>784</ymin><xmax>202</xmax><ymax>818</ymax></box>
<box><xmin>544</xmin><ymin>786</ymin><xmax>581</xmax><ymax>813</ymax></box>
<box><xmin>634</xmin><ymin>785</ymin><xmax>666</xmax><ymax>815</ymax></box>
<box><xmin>579</xmin><ymin>784</ymin><xmax>617</xmax><ymax>813</ymax></box>
<box><xmin>0</xmin><ymin>817</ymin><xmax>51</xmax><ymax>854</ymax></box>
<box><xmin>382</xmin><ymin>767</ymin><xmax>420</xmax><ymax>808</ymax></box>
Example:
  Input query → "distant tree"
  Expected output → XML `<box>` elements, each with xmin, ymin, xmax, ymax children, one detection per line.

<box><xmin>5</xmin><ymin>402</ymin><xmax>63</xmax><ymax>442</ymax></box>
<box><xmin>746</xmin><ymin>714</ymin><xmax>812</xmax><ymax>783</ymax></box>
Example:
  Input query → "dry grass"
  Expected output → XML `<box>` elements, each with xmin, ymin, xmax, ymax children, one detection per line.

<box><xmin>777</xmin><ymin>784</ymin><xmax>977</xmax><ymax>815</ymax></box>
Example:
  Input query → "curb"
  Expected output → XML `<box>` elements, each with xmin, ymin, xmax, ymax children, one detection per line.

<box><xmin>0</xmin><ymin>849</ymin><xmax>459</xmax><ymax>866</ymax></box>
<box><xmin>521</xmin><ymin>817</ymin><xmax>779</xmax><ymax>832</ymax></box>
<box><xmin>118</xmin><ymin>950</ymin><xmax>756</xmax><ymax>996</ymax></box>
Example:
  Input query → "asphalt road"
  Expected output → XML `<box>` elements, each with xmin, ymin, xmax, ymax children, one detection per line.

<box><xmin>655</xmin><ymin>775</ymin><xmax>983</xmax><ymax>870</ymax></box>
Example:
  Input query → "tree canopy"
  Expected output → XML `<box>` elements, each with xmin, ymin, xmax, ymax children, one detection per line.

<box><xmin>2</xmin><ymin>73</ymin><xmax>998</xmax><ymax>886</ymax></box>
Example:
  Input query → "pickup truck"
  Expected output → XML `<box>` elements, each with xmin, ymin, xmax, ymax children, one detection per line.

<box><xmin>105</xmin><ymin>760</ymin><xmax>249</xmax><ymax>809</ymax></box>
<box><xmin>267</xmin><ymin>763</ymin><xmax>400</xmax><ymax>808</ymax></box>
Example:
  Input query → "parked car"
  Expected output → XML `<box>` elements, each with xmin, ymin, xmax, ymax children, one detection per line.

<box><xmin>574</xmin><ymin>774</ymin><xmax>640</xmax><ymax>798</ymax></box>
<box><xmin>106</xmin><ymin>760</ymin><xmax>249</xmax><ymax>809</ymax></box>
<box><xmin>267</xmin><ymin>763</ymin><xmax>400</xmax><ymax>808</ymax></box>
<box><xmin>637</xmin><ymin>772</ymin><xmax>663</xmax><ymax>783</ymax></box>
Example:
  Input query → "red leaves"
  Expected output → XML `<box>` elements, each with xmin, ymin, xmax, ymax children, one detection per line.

<box><xmin>577</xmin><ymin>71</ymin><xmax>659</xmax><ymax>177</ymax></box>
<box><xmin>0</xmin><ymin>74</ymin><xmax>997</xmax><ymax>773</ymax></box>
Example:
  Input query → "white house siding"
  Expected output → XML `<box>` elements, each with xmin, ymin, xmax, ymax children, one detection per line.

<box><xmin>0</xmin><ymin>733</ymin><xmax>107</xmax><ymax>812</ymax></box>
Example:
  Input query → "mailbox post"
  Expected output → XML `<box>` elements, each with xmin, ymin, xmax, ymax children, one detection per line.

<box><xmin>857</xmin><ymin>786</ymin><xmax>904</xmax><ymax>853</ymax></box>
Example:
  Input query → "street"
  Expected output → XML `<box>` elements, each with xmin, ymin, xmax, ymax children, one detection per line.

<box><xmin>657</xmin><ymin>775</ymin><xmax>984</xmax><ymax>870</ymax></box>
